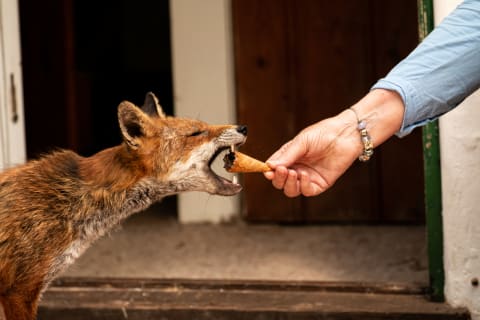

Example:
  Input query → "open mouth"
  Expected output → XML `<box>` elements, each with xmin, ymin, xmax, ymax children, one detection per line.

<box><xmin>207</xmin><ymin>143</ymin><xmax>243</xmax><ymax>194</ymax></box>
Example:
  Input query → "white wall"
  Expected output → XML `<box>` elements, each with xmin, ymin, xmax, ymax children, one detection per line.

<box><xmin>436</xmin><ymin>0</ymin><xmax>480</xmax><ymax>318</ymax></box>
<box><xmin>169</xmin><ymin>0</ymin><xmax>240</xmax><ymax>223</ymax></box>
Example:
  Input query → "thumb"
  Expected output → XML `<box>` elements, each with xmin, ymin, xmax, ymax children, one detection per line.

<box><xmin>267</xmin><ymin>138</ymin><xmax>307</xmax><ymax>168</ymax></box>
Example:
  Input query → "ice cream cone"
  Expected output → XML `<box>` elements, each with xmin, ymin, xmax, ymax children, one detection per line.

<box><xmin>223</xmin><ymin>151</ymin><xmax>271</xmax><ymax>173</ymax></box>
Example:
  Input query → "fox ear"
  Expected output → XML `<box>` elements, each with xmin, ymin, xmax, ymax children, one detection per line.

<box><xmin>118</xmin><ymin>101</ymin><xmax>152</xmax><ymax>150</ymax></box>
<box><xmin>142</xmin><ymin>92</ymin><xmax>166</xmax><ymax>119</ymax></box>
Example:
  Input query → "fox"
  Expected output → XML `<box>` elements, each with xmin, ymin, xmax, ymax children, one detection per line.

<box><xmin>0</xmin><ymin>92</ymin><xmax>247</xmax><ymax>320</ymax></box>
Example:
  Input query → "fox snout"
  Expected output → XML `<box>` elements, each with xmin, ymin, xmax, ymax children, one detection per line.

<box><xmin>236</xmin><ymin>125</ymin><xmax>248</xmax><ymax>136</ymax></box>
<box><xmin>161</xmin><ymin>123</ymin><xmax>248</xmax><ymax>196</ymax></box>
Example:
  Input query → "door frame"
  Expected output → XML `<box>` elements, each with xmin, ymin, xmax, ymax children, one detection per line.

<box><xmin>418</xmin><ymin>0</ymin><xmax>444</xmax><ymax>302</ymax></box>
<box><xmin>170</xmin><ymin>0</ymin><xmax>240</xmax><ymax>224</ymax></box>
<box><xmin>0</xmin><ymin>0</ymin><xmax>26</xmax><ymax>169</ymax></box>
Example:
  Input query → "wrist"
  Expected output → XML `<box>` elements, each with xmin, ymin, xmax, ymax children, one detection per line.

<box><xmin>335</xmin><ymin>109</ymin><xmax>366</xmax><ymax>160</ymax></box>
<box><xmin>348</xmin><ymin>107</ymin><xmax>374</xmax><ymax>161</ymax></box>
<box><xmin>334</xmin><ymin>89</ymin><xmax>405</xmax><ymax>163</ymax></box>
<box><xmin>349</xmin><ymin>89</ymin><xmax>405</xmax><ymax>148</ymax></box>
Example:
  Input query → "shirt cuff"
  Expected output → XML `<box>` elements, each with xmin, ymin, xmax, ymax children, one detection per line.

<box><xmin>371</xmin><ymin>78</ymin><xmax>443</xmax><ymax>138</ymax></box>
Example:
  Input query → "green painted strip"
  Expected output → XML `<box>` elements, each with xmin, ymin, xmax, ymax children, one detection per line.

<box><xmin>417</xmin><ymin>0</ymin><xmax>445</xmax><ymax>302</ymax></box>
<box><xmin>423</xmin><ymin>121</ymin><xmax>444</xmax><ymax>302</ymax></box>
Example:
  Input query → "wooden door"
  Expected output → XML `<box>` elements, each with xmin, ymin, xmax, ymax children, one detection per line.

<box><xmin>232</xmin><ymin>0</ymin><xmax>425</xmax><ymax>223</ymax></box>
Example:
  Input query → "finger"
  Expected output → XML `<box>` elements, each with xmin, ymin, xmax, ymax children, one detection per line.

<box><xmin>268</xmin><ymin>138</ymin><xmax>306</xmax><ymax>168</ymax></box>
<box><xmin>299</xmin><ymin>171</ymin><xmax>322</xmax><ymax>197</ymax></box>
<box><xmin>283</xmin><ymin>170</ymin><xmax>301</xmax><ymax>198</ymax></box>
<box><xmin>264</xmin><ymin>170</ymin><xmax>274</xmax><ymax>180</ymax></box>
<box><xmin>271</xmin><ymin>166</ymin><xmax>289</xmax><ymax>190</ymax></box>
<box><xmin>267</xmin><ymin>141</ymin><xmax>292</xmax><ymax>164</ymax></box>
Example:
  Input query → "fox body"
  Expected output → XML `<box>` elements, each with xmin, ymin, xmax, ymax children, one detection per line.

<box><xmin>0</xmin><ymin>93</ymin><xmax>246</xmax><ymax>320</ymax></box>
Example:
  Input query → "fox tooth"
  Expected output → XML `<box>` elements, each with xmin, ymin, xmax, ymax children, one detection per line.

<box><xmin>232</xmin><ymin>175</ymin><xmax>238</xmax><ymax>184</ymax></box>
<box><xmin>230</xmin><ymin>145</ymin><xmax>235</xmax><ymax>152</ymax></box>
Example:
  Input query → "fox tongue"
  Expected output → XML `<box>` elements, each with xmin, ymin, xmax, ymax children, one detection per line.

<box><xmin>216</xmin><ymin>175</ymin><xmax>242</xmax><ymax>195</ymax></box>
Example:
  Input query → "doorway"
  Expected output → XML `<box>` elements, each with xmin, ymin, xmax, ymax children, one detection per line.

<box><xmin>19</xmin><ymin>0</ymin><xmax>174</xmax><ymax>158</ymax></box>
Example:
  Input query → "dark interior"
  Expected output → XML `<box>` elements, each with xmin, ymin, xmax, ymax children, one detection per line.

<box><xmin>19</xmin><ymin>0</ymin><xmax>173</xmax><ymax>157</ymax></box>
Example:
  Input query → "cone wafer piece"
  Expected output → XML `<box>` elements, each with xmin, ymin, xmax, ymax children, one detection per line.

<box><xmin>223</xmin><ymin>151</ymin><xmax>271</xmax><ymax>173</ymax></box>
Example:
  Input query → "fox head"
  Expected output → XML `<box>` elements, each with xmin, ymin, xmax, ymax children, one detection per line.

<box><xmin>117</xmin><ymin>92</ymin><xmax>246</xmax><ymax>196</ymax></box>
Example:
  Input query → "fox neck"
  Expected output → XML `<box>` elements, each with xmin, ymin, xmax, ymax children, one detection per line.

<box><xmin>78</xmin><ymin>144</ymin><xmax>174</xmax><ymax>221</ymax></box>
<box><xmin>46</xmin><ymin>146</ymin><xmax>174</xmax><ymax>283</ymax></box>
<box><xmin>80</xmin><ymin>144</ymin><xmax>147</xmax><ymax>191</ymax></box>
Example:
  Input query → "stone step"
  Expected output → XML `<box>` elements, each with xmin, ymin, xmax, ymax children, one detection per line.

<box><xmin>38</xmin><ymin>277</ymin><xmax>470</xmax><ymax>320</ymax></box>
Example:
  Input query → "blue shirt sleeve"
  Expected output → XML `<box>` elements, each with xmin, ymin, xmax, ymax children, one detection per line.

<box><xmin>371</xmin><ymin>0</ymin><xmax>480</xmax><ymax>137</ymax></box>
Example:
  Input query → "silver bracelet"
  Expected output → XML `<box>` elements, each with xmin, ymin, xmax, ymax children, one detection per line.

<box><xmin>349</xmin><ymin>108</ymin><xmax>374</xmax><ymax>162</ymax></box>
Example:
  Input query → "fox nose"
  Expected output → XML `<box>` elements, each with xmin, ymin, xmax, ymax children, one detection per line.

<box><xmin>236</xmin><ymin>125</ymin><xmax>248</xmax><ymax>136</ymax></box>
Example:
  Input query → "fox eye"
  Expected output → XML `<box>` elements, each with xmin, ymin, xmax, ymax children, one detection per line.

<box><xmin>188</xmin><ymin>130</ymin><xmax>207</xmax><ymax>137</ymax></box>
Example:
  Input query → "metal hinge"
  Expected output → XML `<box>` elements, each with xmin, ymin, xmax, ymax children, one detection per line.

<box><xmin>10</xmin><ymin>73</ymin><xmax>18</xmax><ymax>123</ymax></box>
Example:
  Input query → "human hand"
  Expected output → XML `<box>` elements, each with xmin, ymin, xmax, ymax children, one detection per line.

<box><xmin>264</xmin><ymin>109</ymin><xmax>362</xmax><ymax>197</ymax></box>
<box><xmin>263</xmin><ymin>89</ymin><xmax>405</xmax><ymax>198</ymax></box>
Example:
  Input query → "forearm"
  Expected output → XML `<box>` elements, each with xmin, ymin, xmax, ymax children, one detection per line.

<box><xmin>372</xmin><ymin>0</ymin><xmax>480</xmax><ymax>137</ymax></box>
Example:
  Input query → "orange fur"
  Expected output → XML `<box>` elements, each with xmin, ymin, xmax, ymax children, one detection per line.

<box><xmin>0</xmin><ymin>93</ymin><xmax>246</xmax><ymax>319</ymax></box>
